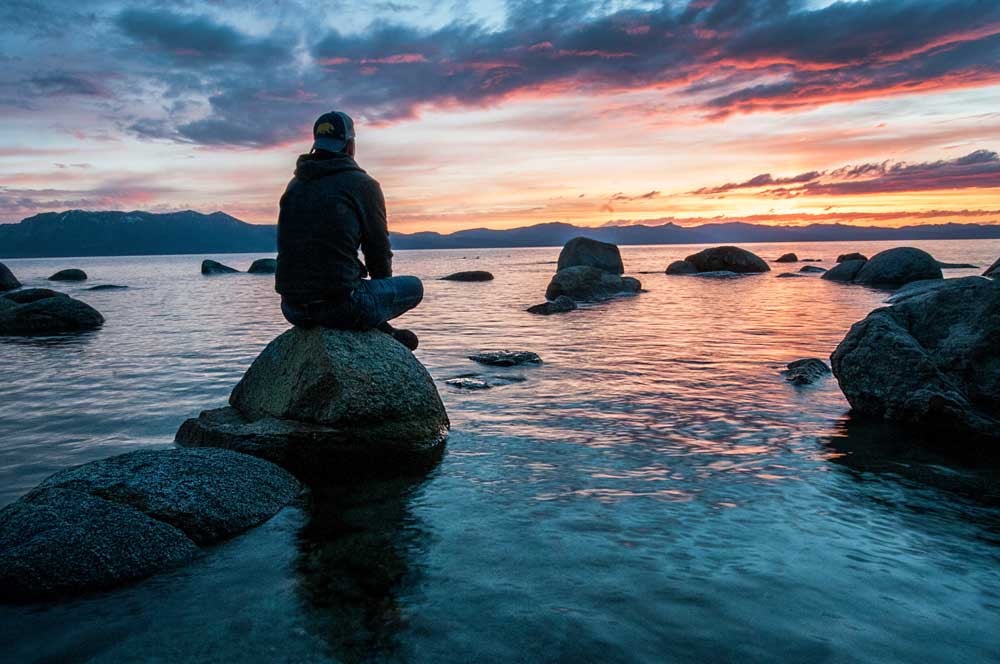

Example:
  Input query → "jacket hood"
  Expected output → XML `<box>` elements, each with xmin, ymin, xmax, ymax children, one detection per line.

<box><xmin>294</xmin><ymin>153</ymin><xmax>365</xmax><ymax>181</ymax></box>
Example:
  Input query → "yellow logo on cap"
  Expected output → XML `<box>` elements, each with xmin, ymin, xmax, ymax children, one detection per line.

<box><xmin>316</xmin><ymin>122</ymin><xmax>336</xmax><ymax>135</ymax></box>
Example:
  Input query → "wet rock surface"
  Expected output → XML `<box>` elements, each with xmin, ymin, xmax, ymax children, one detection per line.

<box><xmin>799</xmin><ymin>265</ymin><xmax>827</xmax><ymax>273</ymax></box>
<box><xmin>683</xmin><ymin>246</ymin><xmax>770</xmax><ymax>273</ymax></box>
<box><xmin>48</xmin><ymin>269</ymin><xmax>87</xmax><ymax>282</ymax></box>
<box><xmin>201</xmin><ymin>259</ymin><xmax>239</xmax><ymax>275</ymax></box>
<box><xmin>444</xmin><ymin>373</ymin><xmax>528</xmax><ymax>389</ymax></box>
<box><xmin>837</xmin><ymin>252</ymin><xmax>868</xmax><ymax>263</ymax></box>
<box><xmin>665</xmin><ymin>260</ymin><xmax>697</xmax><ymax>275</ymax></box>
<box><xmin>0</xmin><ymin>448</ymin><xmax>299</xmax><ymax>601</ymax></box>
<box><xmin>0</xmin><ymin>291</ymin><xmax>104</xmax><ymax>335</ymax></box>
<box><xmin>469</xmin><ymin>350</ymin><xmax>542</xmax><ymax>367</ymax></box>
<box><xmin>526</xmin><ymin>295</ymin><xmax>577</xmax><ymax>315</ymax></box>
<box><xmin>0</xmin><ymin>262</ymin><xmax>20</xmax><ymax>292</ymax></box>
<box><xmin>984</xmin><ymin>257</ymin><xmax>1000</xmax><ymax>278</ymax></box>
<box><xmin>854</xmin><ymin>247</ymin><xmax>942</xmax><ymax>287</ymax></box>
<box><xmin>545</xmin><ymin>265</ymin><xmax>641</xmax><ymax>301</ymax></box>
<box><xmin>775</xmin><ymin>253</ymin><xmax>798</xmax><ymax>263</ymax></box>
<box><xmin>822</xmin><ymin>259</ymin><xmax>867</xmax><ymax>283</ymax></box>
<box><xmin>783</xmin><ymin>358</ymin><xmax>831</xmax><ymax>385</ymax></box>
<box><xmin>85</xmin><ymin>284</ymin><xmax>129</xmax><ymax>291</ymax></box>
<box><xmin>247</xmin><ymin>258</ymin><xmax>277</xmax><ymax>274</ymax></box>
<box><xmin>441</xmin><ymin>270</ymin><xmax>494</xmax><ymax>281</ymax></box>
<box><xmin>831</xmin><ymin>276</ymin><xmax>1000</xmax><ymax>443</ymax></box>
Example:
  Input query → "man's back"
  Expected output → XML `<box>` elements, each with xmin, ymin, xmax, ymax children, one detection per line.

<box><xmin>276</xmin><ymin>152</ymin><xmax>392</xmax><ymax>304</ymax></box>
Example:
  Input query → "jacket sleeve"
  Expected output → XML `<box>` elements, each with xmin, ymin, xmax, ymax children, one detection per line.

<box><xmin>360</xmin><ymin>180</ymin><xmax>393</xmax><ymax>279</ymax></box>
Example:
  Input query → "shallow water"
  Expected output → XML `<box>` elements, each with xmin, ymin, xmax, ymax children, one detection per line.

<box><xmin>1</xmin><ymin>240</ymin><xmax>999</xmax><ymax>663</ymax></box>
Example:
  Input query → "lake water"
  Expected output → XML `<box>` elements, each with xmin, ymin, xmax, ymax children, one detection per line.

<box><xmin>1</xmin><ymin>240</ymin><xmax>999</xmax><ymax>663</ymax></box>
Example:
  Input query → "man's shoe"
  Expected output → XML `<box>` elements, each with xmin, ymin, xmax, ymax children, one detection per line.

<box><xmin>377</xmin><ymin>322</ymin><xmax>419</xmax><ymax>351</ymax></box>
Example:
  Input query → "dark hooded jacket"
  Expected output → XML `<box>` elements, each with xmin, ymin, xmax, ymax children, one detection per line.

<box><xmin>275</xmin><ymin>153</ymin><xmax>392</xmax><ymax>303</ymax></box>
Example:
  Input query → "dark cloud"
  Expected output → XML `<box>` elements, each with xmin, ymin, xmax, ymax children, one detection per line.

<box><xmin>25</xmin><ymin>73</ymin><xmax>108</xmax><ymax>97</ymax></box>
<box><xmin>691</xmin><ymin>149</ymin><xmax>1000</xmax><ymax>198</ymax></box>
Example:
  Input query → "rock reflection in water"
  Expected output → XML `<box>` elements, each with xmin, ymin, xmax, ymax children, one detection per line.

<box><xmin>296</xmin><ymin>474</ymin><xmax>434</xmax><ymax>662</ymax></box>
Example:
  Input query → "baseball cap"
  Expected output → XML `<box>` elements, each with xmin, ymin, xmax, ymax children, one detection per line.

<box><xmin>312</xmin><ymin>111</ymin><xmax>355</xmax><ymax>153</ymax></box>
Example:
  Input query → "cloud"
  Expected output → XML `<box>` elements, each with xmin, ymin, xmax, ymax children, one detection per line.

<box><xmin>25</xmin><ymin>73</ymin><xmax>108</xmax><ymax>97</ymax></box>
<box><xmin>690</xmin><ymin>171</ymin><xmax>821</xmax><ymax>194</ymax></box>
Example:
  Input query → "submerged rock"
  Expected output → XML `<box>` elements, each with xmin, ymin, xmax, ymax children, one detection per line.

<box><xmin>526</xmin><ymin>295</ymin><xmax>576</xmax><ymax>315</ymax></box>
<box><xmin>444</xmin><ymin>373</ymin><xmax>527</xmax><ymax>390</ymax></box>
<box><xmin>984</xmin><ymin>257</ymin><xmax>1000</xmax><ymax>278</ymax></box>
<box><xmin>831</xmin><ymin>277</ymin><xmax>1000</xmax><ymax>443</ymax></box>
<box><xmin>0</xmin><ymin>448</ymin><xmax>299</xmax><ymax>601</ymax></box>
<box><xmin>247</xmin><ymin>258</ymin><xmax>277</xmax><ymax>274</ymax></box>
<box><xmin>775</xmin><ymin>253</ymin><xmax>798</xmax><ymax>263</ymax></box>
<box><xmin>85</xmin><ymin>284</ymin><xmax>128</xmax><ymax>291</ymax></box>
<box><xmin>937</xmin><ymin>261</ymin><xmax>978</xmax><ymax>269</ymax></box>
<box><xmin>0</xmin><ymin>292</ymin><xmax>103</xmax><ymax>335</ymax></box>
<box><xmin>783</xmin><ymin>358</ymin><xmax>831</xmax><ymax>385</ymax></box>
<box><xmin>469</xmin><ymin>350</ymin><xmax>542</xmax><ymax>367</ymax></box>
<box><xmin>48</xmin><ymin>268</ymin><xmax>87</xmax><ymax>282</ymax></box>
<box><xmin>556</xmin><ymin>237</ymin><xmax>624</xmax><ymax>274</ymax></box>
<box><xmin>692</xmin><ymin>270</ymin><xmax>744</xmax><ymax>279</ymax></box>
<box><xmin>777</xmin><ymin>272</ymin><xmax>807</xmax><ymax>278</ymax></box>
<box><xmin>683</xmin><ymin>246</ymin><xmax>770</xmax><ymax>273</ymax></box>
<box><xmin>0</xmin><ymin>262</ymin><xmax>20</xmax><ymax>292</ymax></box>
<box><xmin>854</xmin><ymin>247</ymin><xmax>942</xmax><ymax>287</ymax></box>
<box><xmin>837</xmin><ymin>252</ymin><xmax>868</xmax><ymax>263</ymax></box>
<box><xmin>3</xmin><ymin>288</ymin><xmax>66</xmax><ymax>304</ymax></box>
<box><xmin>822</xmin><ymin>259</ymin><xmax>867</xmax><ymax>283</ymax></box>
<box><xmin>545</xmin><ymin>265</ymin><xmax>641</xmax><ymax>301</ymax></box>
<box><xmin>799</xmin><ymin>265</ymin><xmax>827</xmax><ymax>274</ymax></box>
<box><xmin>441</xmin><ymin>270</ymin><xmax>494</xmax><ymax>281</ymax></box>
<box><xmin>665</xmin><ymin>260</ymin><xmax>697</xmax><ymax>275</ymax></box>
<box><xmin>177</xmin><ymin>327</ymin><xmax>449</xmax><ymax>480</ymax></box>
<box><xmin>201</xmin><ymin>259</ymin><xmax>239</xmax><ymax>275</ymax></box>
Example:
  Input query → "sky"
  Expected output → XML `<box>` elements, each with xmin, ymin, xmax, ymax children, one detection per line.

<box><xmin>2</xmin><ymin>0</ymin><xmax>1000</xmax><ymax>233</ymax></box>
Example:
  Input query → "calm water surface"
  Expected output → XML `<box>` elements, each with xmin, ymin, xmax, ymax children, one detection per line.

<box><xmin>1</xmin><ymin>240</ymin><xmax>999</xmax><ymax>663</ymax></box>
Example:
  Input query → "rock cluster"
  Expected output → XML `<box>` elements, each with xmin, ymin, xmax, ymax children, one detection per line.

<box><xmin>441</xmin><ymin>270</ymin><xmax>494</xmax><ymax>281</ymax></box>
<box><xmin>176</xmin><ymin>327</ymin><xmax>450</xmax><ymax>480</ymax></box>
<box><xmin>0</xmin><ymin>448</ymin><xmax>300</xmax><ymax>601</ymax></box>
<box><xmin>831</xmin><ymin>276</ymin><xmax>1000</xmax><ymax>443</ymax></box>
<box><xmin>822</xmin><ymin>247</ymin><xmax>942</xmax><ymax>287</ymax></box>
<box><xmin>0</xmin><ymin>289</ymin><xmax>104</xmax><ymax>335</ymax></box>
<box><xmin>666</xmin><ymin>246</ymin><xmax>770</xmax><ymax>275</ymax></box>
<box><xmin>201</xmin><ymin>259</ymin><xmax>240</xmax><ymax>275</ymax></box>
<box><xmin>0</xmin><ymin>262</ymin><xmax>20</xmax><ymax>292</ymax></box>
<box><xmin>531</xmin><ymin>237</ymin><xmax>640</xmax><ymax>310</ymax></box>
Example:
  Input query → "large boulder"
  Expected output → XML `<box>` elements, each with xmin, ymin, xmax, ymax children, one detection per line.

<box><xmin>683</xmin><ymin>246</ymin><xmax>770</xmax><ymax>273</ymax></box>
<box><xmin>984</xmin><ymin>257</ymin><xmax>1000</xmax><ymax>278</ymax></box>
<box><xmin>556</xmin><ymin>237</ymin><xmax>624</xmax><ymax>274</ymax></box>
<box><xmin>441</xmin><ymin>270</ymin><xmax>494</xmax><ymax>282</ymax></box>
<box><xmin>48</xmin><ymin>268</ymin><xmax>87</xmax><ymax>281</ymax></box>
<box><xmin>0</xmin><ymin>448</ymin><xmax>299</xmax><ymax>601</ymax></box>
<box><xmin>247</xmin><ymin>258</ymin><xmax>277</xmax><ymax>274</ymax></box>
<box><xmin>0</xmin><ymin>262</ymin><xmax>20</xmax><ymax>292</ymax></box>
<box><xmin>821</xmin><ymin>259</ymin><xmax>867</xmax><ymax>283</ymax></box>
<box><xmin>176</xmin><ymin>328</ymin><xmax>450</xmax><ymax>480</ymax></box>
<box><xmin>775</xmin><ymin>253</ymin><xmax>798</xmax><ymax>263</ymax></box>
<box><xmin>0</xmin><ymin>292</ymin><xmax>103</xmax><ymax>335</ymax></box>
<box><xmin>854</xmin><ymin>247</ymin><xmax>942</xmax><ymax>287</ymax></box>
<box><xmin>831</xmin><ymin>277</ymin><xmax>1000</xmax><ymax>444</ymax></box>
<box><xmin>545</xmin><ymin>266</ymin><xmax>641</xmax><ymax>301</ymax></box>
<box><xmin>201</xmin><ymin>259</ymin><xmax>239</xmax><ymax>275</ymax></box>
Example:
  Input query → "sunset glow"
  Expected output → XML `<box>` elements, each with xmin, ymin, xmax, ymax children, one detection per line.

<box><xmin>2</xmin><ymin>1</ymin><xmax>1000</xmax><ymax>232</ymax></box>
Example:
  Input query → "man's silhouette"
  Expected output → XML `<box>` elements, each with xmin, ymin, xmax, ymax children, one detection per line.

<box><xmin>276</xmin><ymin>111</ymin><xmax>421</xmax><ymax>350</ymax></box>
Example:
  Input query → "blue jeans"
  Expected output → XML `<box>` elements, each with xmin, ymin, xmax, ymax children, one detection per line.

<box><xmin>281</xmin><ymin>276</ymin><xmax>423</xmax><ymax>330</ymax></box>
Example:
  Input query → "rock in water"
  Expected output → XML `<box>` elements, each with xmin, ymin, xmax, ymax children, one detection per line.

<box><xmin>683</xmin><ymin>246</ymin><xmax>770</xmax><ymax>273</ymax></box>
<box><xmin>665</xmin><ymin>260</ymin><xmax>697</xmax><ymax>275</ymax></box>
<box><xmin>0</xmin><ymin>293</ymin><xmax>104</xmax><ymax>335</ymax></box>
<box><xmin>85</xmin><ymin>284</ymin><xmax>128</xmax><ymax>291</ymax></box>
<box><xmin>3</xmin><ymin>288</ymin><xmax>66</xmax><ymax>304</ymax></box>
<box><xmin>837</xmin><ymin>252</ymin><xmax>868</xmax><ymax>263</ymax></box>
<box><xmin>854</xmin><ymin>247</ymin><xmax>942</xmax><ymax>287</ymax></box>
<box><xmin>984</xmin><ymin>257</ymin><xmax>1000</xmax><ymax>278</ymax></box>
<box><xmin>557</xmin><ymin>237</ymin><xmax>624</xmax><ymax>274</ymax></box>
<box><xmin>176</xmin><ymin>328</ymin><xmax>449</xmax><ymax>479</ymax></box>
<box><xmin>831</xmin><ymin>277</ymin><xmax>1000</xmax><ymax>443</ymax></box>
<box><xmin>441</xmin><ymin>270</ymin><xmax>494</xmax><ymax>281</ymax></box>
<box><xmin>937</xmin><ymin>261</ymin><xmax>978</xmax><ymax>269</ymax></box>
<box><xmin>799</xmin><ymin>265</ymin><xmax>827</xmax><ymax>273</ymax></box>
<box><xmin>247</xmin><ymin>258</ymin><xmax>277</xmax><ymax>274</ymax></box>
<box><xmin>545</xmin><ymin>266</ymin><xmax>641</xmax><ymax>301</ymax></box>
<box><xmin>822</xmin><ymin>259</ymin><xmax>867</xmax><ymax>283</ymax></box>
<box><xmin>0</xmin><ymin>262</ymin><xmax>20</xmax><ymax>292</ymax></box>
<box><xmin>0</xmin><ymin>448</ymin><xmax>299</xmax><ymax>601</ymax></box>
<box><xmin>469</xmin><ymin>350</ymin><xmax>542</xmax><ymax>367</ymax></box>
<box><xmin>776</xmin><ymin>253</ymin><xmax>798</xmax><ymax>263</ymax></box>
<box><xmin>526</xmin><ymin>295</ymin><xmax>577</xmax><ymax>315</ymax></box>
<box><xmin>201</xmin><ymin>259</ymin><xmax>239</xmax><ymax>275</ymax></box>
<box><xmin>48</xmin><ymin>268</ymin><xmax>87</xmax><ymax>282</ymax></box>
<box><xmin>783</xmin><ymin>358</ymin><xmax>831</xmax><ymax>385</ymax></box>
